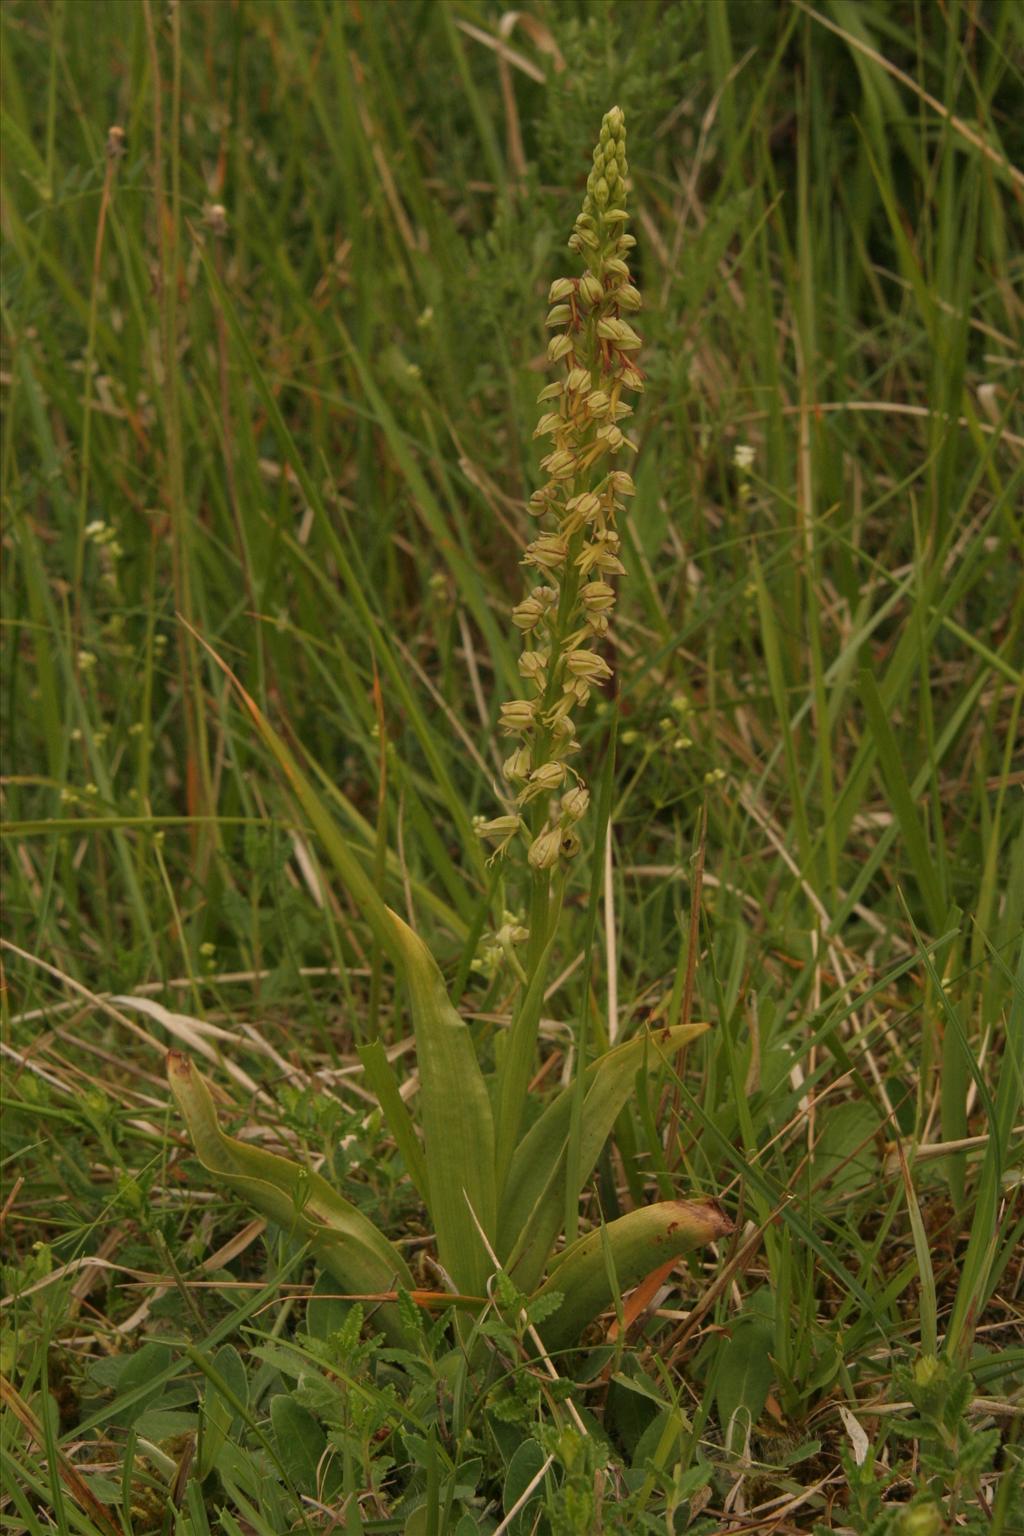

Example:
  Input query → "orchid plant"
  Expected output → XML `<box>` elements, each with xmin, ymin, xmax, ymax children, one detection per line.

<box><xmin>169</xmin><ymin>108</ymin><xmax>728</xmax><ymax>1354</ymax></box>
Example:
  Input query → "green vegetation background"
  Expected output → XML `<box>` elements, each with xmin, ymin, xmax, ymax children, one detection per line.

<box><xmin>2</xmin><ymin>1</ymin><xmax>1022</xmax><ymax>1531</ymax></box>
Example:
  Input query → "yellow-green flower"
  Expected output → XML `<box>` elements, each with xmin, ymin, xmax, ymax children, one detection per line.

<box><xmin>489</xmin><ymin>106</ymin><xmax>642</xmax><ymax>878</ymax></box>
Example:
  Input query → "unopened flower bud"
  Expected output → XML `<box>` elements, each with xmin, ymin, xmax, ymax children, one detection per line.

<box><xmin>598</xmin><ymin>317</ymin><xmax>641</xmax><ymax>350</ymax></box>
<box><xmin>512</xmin><ymin>596</ymin><xmax>545</xmax><ymax>631</ymax></box>
<box><xmin>539</xmin><ymin>448</ymin><xmax>576</xmax><ymax>479</ymax></box>
<box><xmin>533</xmin><ymin>412</ymin><xmax>563</xmax><ymax>438</ymax></box>
<box><xmin>608</xmin><ymin>471</ymin><xmax>636</xmax><ymax>497</ymax></box>
<box><xmin>518</xmin><ymin>760</ymin><xmax>567</xmax><ymax>804</ymax></box>
<box><xmin>503</xmin><ymin>744</ymin><xmax>532</xmax><ymax>781</ymax></box>
<box><xmin>913</xmin><ymin>1355</ymin><xmax>943</xmax><ymax>1389</ymax></box>
<box><xmin>547</xmin><ymin>333</ymin><xmax>574</xmax><ymax>363</ymax></box>
<box><xmin>528</xmin><ymin>826</ymin><xmax>563</xmax><ymax>870</ymax></box>
<box><xmin>566</xmin><ymin>491</ymin><xmax>601</xmax><ymax>521</ymax></box>
<box><xmin>566</xmin><ymin>649</ymin><xmax>613</xmax><ymax>684</ymax></box>
<box><xmin>585</xmin><ymin>389</ymin><xmax>610</xmax><ymax>416</ymax></box>
<box><xmin>581</xmin><ymin>580</ymin><xmax>616</xmax><ymax>613</ymax></box>
<box><xmin>545</xmin><ymin>304</ymin><xmax>572</xmax><ymax>328</ymax></box>
<box><xmin>536</xmin><ymin>381</ymin><xmax>564</xmax><ymax>403</ymax></box>
<box><xmin>566</xmin><ymin>366</ymin><xmax>590</xmax><ymax>393</ymax></box>
<box><xmin>579</xmin><ymin>272</ymin><xmax>604</xmax><ymax>307</ymax></box>
<box><xmin>548</xmin><ymin>277</ymin><xmax>575</xmax><ymax>303</ymax></box>
<box><xmin>530</xmin><ymin>761</ymin><xmax>566</xmax><ymax>792</ymax></box>
<box><xmin>499</xmin><ymin>700</ymin><xmax>536</xmax><ymax>735</ymax></box>
<box><xmin>518</xmin><ymin>650</ymin><xmax>547</xmax><ymax>686</ymax></box>
<box><xmin>524</xmin><ymin>533</ymin><xmax>568</xmax><ymax>570</ymax></box>
<box><xmin>561</xmin><ymin>785</ymin><xmax>590</xmax><ymax>821</ymax></box>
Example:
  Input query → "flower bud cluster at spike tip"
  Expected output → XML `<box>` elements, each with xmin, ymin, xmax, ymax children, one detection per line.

<box><xmin>478</xmin><ymin>107</ymin><xmax>643</xmax><ymax>873</ymax></box>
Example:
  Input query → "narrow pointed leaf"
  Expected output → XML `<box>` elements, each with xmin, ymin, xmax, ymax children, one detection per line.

<box><xmin>358</xmin><ymin>1038</ymin><xmax>430</xmax><ymax>1203</ymax></box>
<box><xmin>179</xmin><ymin>623</ymin><xmax>402</xmax><ymax>967</ymax></box>
<box><xmin>500</xmin><ymin>1024</ymin><xmax>708</xmax><ymax>1291</ymax></box>
<box><xmin>533</xmin><ymin>1200</ymin><xmax>732</xmax><ymax>1349</ymax></box>
<box><xmin>859</xmin><ymin>667</ymin><xmax>946</xmax><ymax>933</ymax></box>
<box><xmin>167</xmin><ymin>1052</ymin><xmax>412</xmax><ymax>1344</ymax></box>
<box><xmin>384</xmin><ymin>908</ymin><xmax>497</xmax><ymax>1296</ymax></box>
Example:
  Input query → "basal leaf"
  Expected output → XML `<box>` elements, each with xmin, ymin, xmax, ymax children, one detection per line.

<box><xmin>384</xmin><ymin>909</ymin><xmax>497</xmax><ymax>1298</ymax></box>
<box><xmin>500</xmin><ymin>1024</ymin><xmax>708</xmax><ymax>1292</ymax></box>
<box><xmin>532</xmin><ymin>1200</ymin><xmax>732</xmax><ymax>1350</ymax></box>
<box><xmin>167</xmin><ymin>1053</ymin><xmax>412</xmax><ymax>1345</ymax></box>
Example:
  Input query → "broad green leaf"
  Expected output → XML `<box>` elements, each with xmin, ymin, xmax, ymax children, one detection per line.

<box><xmin>305</xmin><ymin>1272</ymin><xmax>354</xmax><ymax>1344</ymax></box>
<box><xmin>502</xmin><ymin>1438</ymin><xmax>548</xmax><ymax>1536</ymax></box>
<box><xmin>270</xmin><ymin>1395</ymin><xmax>327</xmax><ymax>1497</ymax></box>
<box><xmin>715</xmin><ymin>1304</ymin><xmax>775</xmax><ymax>1454</ymax></box>
<box><xmin>500</xmin><ymin>1024</ymin><xmax>709</xmax><ymax>1292</ymax></box>
<box><xmin>133</xmin><ymin>1409</ymin><xmax>198</xmax><ymax>1441</ymax></box>
<box><xmin>384</xmin><ymin>909</ymin><xmax>496</xmax><ymax>1297</ymax></box>
<box><xmin>198</xmin><ymin>1344</ymin><xmax>247</xmax><ymax>1482</ymax></box>
<box><xmin>812</xmin><ymin>1100</ymin><xmax>881</xmax><ymax>1201</ymax></box>
<box><xmin>102</xmin><ymin>1342</ymin><xmax>172</xmax><ymax>1428</ymax></box>
<box><xmin>532</xmin><ymin>1199</ymin><xmax>732</xmax><ymax>1350</ymax></box>
<box><xmin>167</xmin><ymin>1053</ymin><xmax>412</xmax><ymax>1345</ymax></box>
